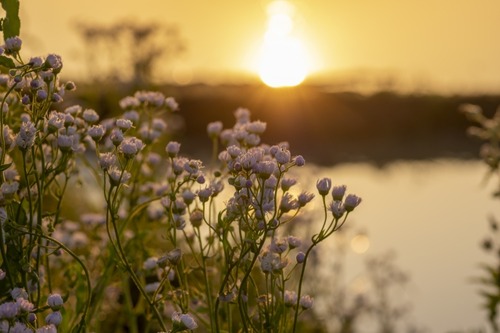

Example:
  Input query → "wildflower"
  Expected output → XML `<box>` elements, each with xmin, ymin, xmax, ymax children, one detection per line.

<box><xmin>63</xmin><ymin>114</ymin><xmax>75</xmax><ymax>127</ymax></box>
<box><xmin>36</xmin><ymin>89</ymin><xmax>47</xmax><ymax>102</ymax></box>
<box><xmin>234</xmin><ymin>108</ymin><xmax>251</xmax><ymax>124</ymax></box>
<box><xmin>344</xmin><ymin>194</ymin><xmax>362</xmax><ymax>212</ymax></box>
<box><xmin>45</xmin><ymin>311</ymin><xmax>62</xmax><ymax>326</ymax></box>
<box><xmin>254</xmin><ymin>160</ymin><xmax>275</xmax><ymax>179</ymax></box>
<box><xmin>152</xmin><ymin>118</ymin><xmax>167</xmax><ymax>132</ymax></box>
<box><xmin>172</xmin><ymin>312</ymin><xmax>198</xmax><ymax>331</ymax></box>
<box><xmin>227</xmin><ymin>145</ymin><xmax>242</xmax><ymax>158</ymax></box>
<box><xmin>16</xmin><ymin>298</ymin><xmax>34</xmax><ymax>313</ymax></box>
<box><xmin>110</xmin><ymin>128</ymin><xmax>124</xmax><ymax>146</ymax></box>
<box><xmin>87</xmin><ymin>125</ymin><xmax>105</xmax><ymax>141</ymax></box>
<box><xmin>57</xmin><ymin>134</ymin><xmax>75</xmax><ymax>152</ymax></box>
<box><xmin>51</xmin><ymin>93</ymin><xmax>63</xmax><ymax>103</ymax></box>
<box><xmin>245</xmin><ymin>120</ymin><xmax>267</xmax><ymax>134</ymax></box>
<box><xmin>64</xmin><ymin>105</ymin><xmax>82</xmax><ymax>115</ymax></box>
<box><xmin>297</xmin><ymin>191</ymin><xmax>314</xmax><ymax>207</ymax></box>
<box><xmin>189</xmin><ymin>209</ymin><xmax>204</xmax><ymax>228</ymax></box>
<box><xmin>65</xmin><ymin>81</ymin><xmax>76</xmax><ymax>91</ymax></box>
<box><xmin>172</xmin><ymin>157</ymin><xmax>188</xmax><ymax>175</ymax></box>
<box><xmin>260</xmin><ymin>250</ymin><xmax>287</xmax><ymax>273</ymax></box>
<box><xmin>165</xmin><ymin>97</ymin><xmax>179</xmax><ymax>111</ymax></box>
<box><xmin>135</xmin><ymin>91</ymin><xmax>165</xmax><ymax>107</ymax></box>
<box><xmin>116</xmin><ymin>118</ymin><xmax>133</xmax><ymax>131</ymax></box>
<box><xmin>159</xmin><ymin>248</ymin><xmax>182</xmax><ymax>266</ymax></box>
<box><xmin>275</xmin><ymin>147</ymin><xmax>291</xmax><ymax>164</ymax></box>
<box><xmin>287</xmin><ymin>235</ymin><xmax>302</xmax><ymax>249</ymax></box>
<box><xmin>15</xmin><ymin>121</ymin><xmax>37</xmax><ymax>150</ymax></box>
<box><xmin>299</xmin><ymin>295</ymin><xmax>314</xmax><ymax>309</ymax></box>
<box><xmin>47</xmin><ymin>112</ymin><xmax>64</xmax><ymax>132</ymax></box>
<box><xmin>270</xmin><ymin>238</ymin><xmax>288</xmax><ymax>254</ymax></box>
<box><xmin>119</xmin><ymin>137</ymin><xmax>144</xmax><ymax>159</ymax></box>
<box><xmin>332</xmin><ymin>185</ymin><xmax>347</xmax><ymax>201</ymax></box>
<box><xmin>0</xmin><ymin>301</ymin><xmax>19</xmax><ymax>319</ymax></box>
<box><xmin>40</xmin><ymin>71</ymin><xmax>54</xmax><ymax>83</ymax></box>
<box><xmin>119</xmin><ymin>96</ymin><xmax>140</xmax><ymax>110</ymax></box>
<box><xmin>143</xmin><ymin>257</ymin><xmax>158</xmax><ymax>270</ymax></box>
<box><xmin>293</xmin><ymin>155</ymin><xmax>305</xmax><ymax>166</ymax></box>
<box><xmin>284</xmin><ymin>290</ymin><xmax>298</xmax><ymax>307</ymax></box>
<box><xmin>29</xmin><ymin>56</ymin><xmax>44</xmax><ymax>67</ymax></box>
<box><xmin>108</xmin><ymin>166</ymin><xmax>131</xmax><ymax>186</ymax></box>
<box><xmin>47</xmin><ymin>294</ymin><xmax>64</xmax><ymax>310</ymax></box>
<box><xmin>281</xmin><ymin>177</ymin><xmax>297</xmax><ymax>191</ymax></box>
<box><xmin>82</xmin><ymin>109</ymin><xmax>99</xmax><ymax>123</ymax></box>
<box><xmin>1</xmin><ymin>181</ymin><xmax>18</xmax><ymax>197</ymax></box>
<box><xmin>165</xmin><ymin>141</ymin><xmax>181</xmax><ymax>157</ymax></box>
<box><xmin>296</xmin><ymin>251</ymin><xmax>305</xmax><ymax>263</ymax></box>
<box><xmin>197</xmin><ymin>187</ymin><xmax>213</xmax><ymax>203</ymax></box>
<box><xmin>316</xmin><ymin>178</ymin><xmax>332</xmax><ymax>196</ymax></box>
<box><xmin>21</xmin><ymin>94</ymin><xmax>30</xmax><ymax>105</ymax></box>
<box><xmin>123</xmin><ymin>110</ymin><xmax>140</xmax><ymax>123</ymax></box>
<box><xmin>182</xmin><ymin>189</ymin><xmax>196</xmax><ymax>205</ymax></box>
<box><xmin>0</xmin><ymin>269</ymin><xmax>5</xmax><ymax>280</ymax></box>
<box><xmin>9</xmin><ymin>322</ymin><xmax>32</xmax><ymax>333</ymax></box>
<box><xmin>4</xmin><ymin>36</ymin><xmax>22</xmax><ymax>54</ymax></box>
<box><xmin>45</xmin><ymin>54</ymin><xmax>63</xmax><ymax>73</ymax></box>
<box><xmin>184</xmin><ymin>159</ymin><xmax>203</xmax><ymax>174</ymax></box>
<box><xmin>244</xmin><ymin>133</ymin><xmax>260</xmax><ymax>146</ymax></box>
<box><xmin>280</xmin><ymin>193</ymin><xmax>299</xmax><ymax>213</ymax></box>
<box><xmin>207</xmin><ymin>121</ymin><xmax>223</xmax><ymax>138</ymax></box>
<box><xmin>98</xmin><ymin>152</ymin><xmax>117</xmax><ymax>170</ymax></box>
<box><xmin>330</xmin><ymin>201</ymin><xmax>345</xmax><ymax>219</ymax></box>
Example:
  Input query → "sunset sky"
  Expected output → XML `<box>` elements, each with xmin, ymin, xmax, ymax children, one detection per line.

<box><xmin>20</xmin><ymin>0</ymin><xmax>500</xmax><ymax>92</ymax></box>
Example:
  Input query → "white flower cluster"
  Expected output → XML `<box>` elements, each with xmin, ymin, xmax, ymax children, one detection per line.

<box><xmin>0</xmin><ymin>289</ymin><xmax>62</xmax><ymax>332</ymax></box>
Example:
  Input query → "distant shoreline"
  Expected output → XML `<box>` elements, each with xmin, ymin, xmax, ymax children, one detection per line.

<box><xmin>69</xmin><ymin>83</ymin><xmax>498</xmax><ymax>166</ymax></box>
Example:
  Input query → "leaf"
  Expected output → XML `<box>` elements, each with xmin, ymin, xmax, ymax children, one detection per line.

<box><xmin>0</xmin><ymin>161</ymin><xmax>11</xmax><ymax>171</ymax></box>
<box><xmin>0</xmin><ymin>0</ymin><xmax>20</xmax><ymax>39</ymax></box>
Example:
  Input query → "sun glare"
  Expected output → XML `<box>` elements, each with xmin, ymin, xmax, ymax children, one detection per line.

<box><xmin>258</xmin><ymin>1</ymin><xmax>309</xmax><ymax>88</ymax></box>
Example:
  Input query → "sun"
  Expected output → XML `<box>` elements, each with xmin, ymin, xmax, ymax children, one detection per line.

<box><xmin>258</xmin><ymin>1</ymin><xmax>309</xmax><ymax>88</ymax></box>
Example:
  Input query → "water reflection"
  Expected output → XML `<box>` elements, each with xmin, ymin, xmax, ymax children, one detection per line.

<box><xmin>292</xmin><ymin>158</ymin><xmax>495</xmax><ymax>332</ymax></box>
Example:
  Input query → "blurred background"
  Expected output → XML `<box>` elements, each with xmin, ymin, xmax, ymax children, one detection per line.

<box><xmin>17</xmin><ymin>0</ymin><xmax>500</xmax><ymax>331</ymax></box>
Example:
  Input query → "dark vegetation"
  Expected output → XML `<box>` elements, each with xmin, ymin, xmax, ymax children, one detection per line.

<box><xmin>68</xmin><ymin>82</ymin><xmax>498</xmax><ymax>166</ymax></box>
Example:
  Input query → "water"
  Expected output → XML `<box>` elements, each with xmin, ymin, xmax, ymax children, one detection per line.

<box><xmin>294</xmin><ymin>159</ymin><xmax>497</xmax><ymax>332</ymax></box>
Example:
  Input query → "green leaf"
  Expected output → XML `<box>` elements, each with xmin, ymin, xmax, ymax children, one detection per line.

<box><xmin>1</xmin><ymin>0</ymin><xmax>20</xmax><ymax>39</ymax></box>
<box><xmin>0</xmin><ymin>161</ymin><xmax>11</xmax><ymax>171</ymax></box>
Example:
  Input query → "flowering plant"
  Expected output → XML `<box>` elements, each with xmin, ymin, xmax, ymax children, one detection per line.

<box><xmin>0</xmin><ymin>10</ymin><xmax>361</xmax><ymax>333</ymax></box>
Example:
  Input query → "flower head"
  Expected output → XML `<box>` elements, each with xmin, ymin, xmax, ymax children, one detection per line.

<box><xmin>15</xmin><ymin>121</ymin><xmax>37</xmax><ymax>150</ymax></box>
<box><xmin>207</xmin><ymin>121</ymin><xmax>223</xmax><ymax>138</ymax></box>
<box><xmin>165</xmin><ymin>141</ymin><xmax>181</xmax><ymax>157</ymax></box>
<box><xmin>4</xmin><ymin>36</ymin><xmax>22</xmax><ymax>54</ymax></box>
<box><xmin>47</xmin><ymin>294</ymin><xmax>64</xmax><ymax>311</ymax></box>
<box><xmin>344</xmin><ymin>194</ymin><xmax>362</xmax><ymax>212</ymax></box>
<box><xmin>172</xmin><ymin>312</ymin><xmax>198</xmax><ymax>330</ymax></box>
<box><xmin>299</xmin><ymin>295</ymin><xmax>314</xmax><ymax>309</ymax></box>
<box><xmin>316</xmin><ymin>178</ymin><xmax>332</xmax><ymax>196</ymax></box>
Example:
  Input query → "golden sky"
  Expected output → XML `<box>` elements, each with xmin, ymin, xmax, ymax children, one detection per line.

<box><xmin>19</xmin><ymin>0</ymin><xmax>500</xmax><ymax>92</ymax></box>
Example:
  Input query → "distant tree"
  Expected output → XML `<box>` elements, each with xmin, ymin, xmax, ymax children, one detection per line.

<box><xmin>75</xmin><ymin>19</ymin><xmax>185</xmax><ymax>85</ymax></box>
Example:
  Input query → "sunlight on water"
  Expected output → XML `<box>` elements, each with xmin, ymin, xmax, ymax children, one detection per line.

<box><xmin>291</xmin><ymin>159</ymin><xmax>496</xmax><ymax>332</ymax></box>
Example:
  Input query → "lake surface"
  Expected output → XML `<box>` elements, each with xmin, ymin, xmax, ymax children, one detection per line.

<box><xmin>293</xmin><ymin>158</ymin><xmax>497</xmax><ymax>332</ymax></box>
